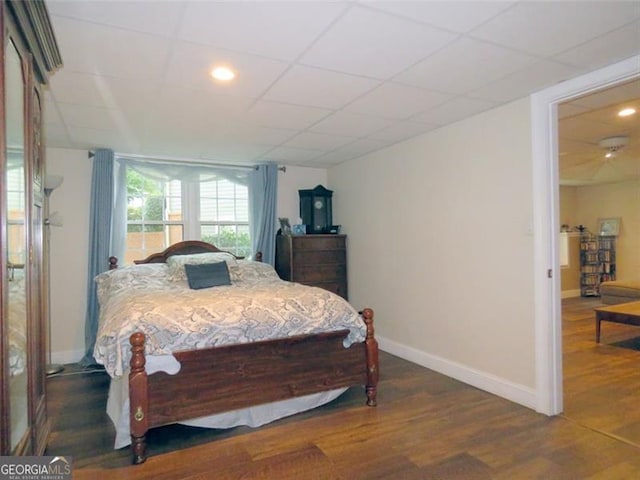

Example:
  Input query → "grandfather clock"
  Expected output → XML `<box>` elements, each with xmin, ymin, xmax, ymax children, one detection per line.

<box><xmin>299</xmin><ymin>185</ymin><xmax>333</xmax><ymax>234</ymax></box>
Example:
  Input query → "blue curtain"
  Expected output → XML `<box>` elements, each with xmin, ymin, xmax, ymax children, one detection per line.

<box><xmin>249</xmin><ymin>163</ymin><xmax>278</xmax><ymax>265</ymax></box>
<box><xmin>79</xmin><ymin>149</ymin><xmax>114</xmax><ymax>366</ymax></box>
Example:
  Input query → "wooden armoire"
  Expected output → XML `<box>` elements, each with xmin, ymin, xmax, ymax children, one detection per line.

<box><xmin>0</xmin><ymin>0</ymin><xmax>61</xmax><ymax>455</ymax></box>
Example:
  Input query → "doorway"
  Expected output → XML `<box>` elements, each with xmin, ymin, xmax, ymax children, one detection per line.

<box><xmin>531</xmin><ymin>54</ymin><xmax>640</xmax><ymax>416</ymax></box>
<box><xmin>557</xmin><ymin>79</ymin><xmax>640</xmax><ymax>445</ymax></box>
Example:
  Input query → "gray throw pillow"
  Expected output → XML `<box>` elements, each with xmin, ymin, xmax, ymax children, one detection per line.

<box><xmin>184</xmin><ymin>262</ymin><xmax>231</xmax><ymax>290</ymax></box>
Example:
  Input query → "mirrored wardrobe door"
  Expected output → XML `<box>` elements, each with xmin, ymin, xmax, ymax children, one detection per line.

<box><xmin>5</xmin><ymin>36</ymin><xmax>29</xmax><ymax>452</ymax></box>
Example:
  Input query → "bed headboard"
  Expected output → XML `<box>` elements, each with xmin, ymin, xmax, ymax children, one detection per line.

<box><xmin>134</xmin><ymin>240</ymin><xmax>247</xmax><ymax>264</ymax></box>
<box><xmin>108</xmin><ymin>241</ymin><xmax>262</xmax><ymax>269</ymax></box>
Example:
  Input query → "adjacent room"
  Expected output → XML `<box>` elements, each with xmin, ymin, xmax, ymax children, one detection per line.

<box><xmin>1</xmin><ymin>0</ymin><xmax>639</xmax><ymax>477</ymax></box>
<box><xmin>558</xmin><ymin>79</ymin><xmax>640</xmax><ymax>447</ymax></box>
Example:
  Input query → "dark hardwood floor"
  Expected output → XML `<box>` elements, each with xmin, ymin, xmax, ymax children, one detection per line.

<box><xmin>562</xmin><ymin>296</ymin><xmax>640</xmax><ymax>448</ymax></box>
<box><xmin>47</xmin><ymin>316</ymin><xmax>640</xmax><ymax>479</ymax></box>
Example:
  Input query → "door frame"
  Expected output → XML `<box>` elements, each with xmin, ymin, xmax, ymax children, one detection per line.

<box><xmin>531</xmin><ymin>55</ymin><xmax>640</xmax><ymax>415</ymax></box>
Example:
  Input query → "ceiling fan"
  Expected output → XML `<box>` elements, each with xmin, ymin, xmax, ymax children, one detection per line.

<box><xmin>560</xmin><ymin>134</ymin><xmax>636</xmax><ymax>185</ymax></box>
<box><xmin>599</xmin><ymin>135</ymin><xmax>629</xmax><ymax>159</ymax></box>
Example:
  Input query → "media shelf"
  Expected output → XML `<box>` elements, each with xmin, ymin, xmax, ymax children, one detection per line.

<box><xmin>580</xmin><ymin>232</ymin><xmax>616</xmax><ymax>297</ymax></box>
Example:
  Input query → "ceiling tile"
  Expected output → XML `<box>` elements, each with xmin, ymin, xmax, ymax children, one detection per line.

<box><xmin>560</xmin><ymin>154</ymin><xmax>639</xmax><ymax>185</ymax></box>
<box><xmin>331</xmin><ymin>137</ymin><xmax>391</xmax><ymax>156</ymax></box>
<box><xmin>153</xmin><ymin>86</ymin><xmax>255</xmax><ymax>127</ymax></box>
<box><xmin>560</xmin><ymin>116</ymin><xmax>631</xmax><ymax>144</ymax></box>
<box><xmin>578</xmin><ymin>104</ymin><xmax>640</xmax><ymax>132</ymax></box>
<box><xmin>48</xmin><ymin>1</ymin><xmax>184</xmax><ymax>37</ymax></box>
<box><xmin>554</xmin><ymin>20</ymin><xmax>640</xmax><ymax>70</ymax></box>
<box><xmin>284</xmin><ymin>132</ymin><xmax>356</xmax><ymax>151</ymax></box>
<box><xmin>221</xmin><ymin>124</ymin><xmax>299</xmax><ymax>146</ymax></box>
<box><xmin>311</xmin><ymin>138</ymin><xmax>391</xmax><ymax>165</ymax></box>
<box><xmin>469</xmin><ymin>60</ymin><xmax>584</xmax><ymax>103</ymax></box>
<box><xmin>50</xmin><ymin>16</ymin><xmax>172</xmax><ymax>80</ymax></box>
<box><xmin>568</xmin><ymin>79</ymin><xmax>640</xmax><ymax>110</ymax></box>
<box><xmin>48</xmin><ymin>71</ymin><xmax>158</xmax><ymax>113</ymax></box>
<box><xmin>43</xmin><ymin>98</ymin><xmax>64</xmax><ymax>126</ymax></box>
<box><xmin>413</xmin><ymin>97</ymin><xmax>497</xmax><ymax>126</ymax></box>
<box><xmin>366</xmin><ymin>1</ymin><xmax>516</xmax><ymax>33</ymax></box>
<box><xmin>558</xmin><ymin>138</ymin><xmax>597</xmax><ymax>156</ymax></box>
<box><xmin>344</xmin><ymin>83</ymin><xmax>452</xmax><ymax>119</ymax></box>
<box><xmin>56</xmin><ymin>103</ymin><xmax>147</xmax><ymax>133</ymax></box>
<box><xmin>44</xmin><ymin>124</ymin><xmax>72</xmax><ymax>149</ymax></box>
<box><xmin>558</xmin><ymin>103</ymin><xmax>591</xmax><ymax>120</ymax></box>
<box><xmin>469</xmin><ymin>1</ymin><xmax>640</xmax><ymax>57</ymax></box>
<box><xmin>178</xmin><ymin>2</ymin><xmax>348</xmax><ymax>61</ymax></box>
<box><xmin>260</xmin><ymin>146</ymin><xmax>326</xmax><ymax>163</ymax></box>
<box><xmin>299</xmin><ymin>5</ymin><xmax>457</xmax><ymax>79</ymax></box>
<box><xmin>201</xmin><ymin>143</ymin><xmax>274</xmax><ymax>163</ymax></box>
<box><xmin>142</xmin><ymin>113</ymin><xmax>213</xmax><ymax>156</ymax></box>
<box><xmin>394</xmin><ymin>37</ymin><xmax>537</xmax><ymax>94</ymax></box>
<box><xmin>263</xmin><ymin>65</ymin><xmax>380</xmax><ymax>109</ymax></box>
<box><xmin>164</xmin><ymin>40</ymin><xmax>290</xmax><ymax>98</ymax></box>
<box><xmin>309</xmin><ymin>111</ymin><xmax>394</xmax><ymax>137</ymax></box>
<box><xmin>305</xmin><ymin>149</ymin><xmax>357</xmax><ymax>166</ymax></box>
<box><xmin>367</xmin><ymin>121</ymin><xmax>438</xmax><ymax>143</ymax></box>
<box><xmin>68</xmin><ymin>126</ymin><xmax>142</xmax><ymax>153</ymax></box>
<box><xmin>241</xmin><ymin>101</ymin><xmax>332</xmax><ymax>130</ymax></box>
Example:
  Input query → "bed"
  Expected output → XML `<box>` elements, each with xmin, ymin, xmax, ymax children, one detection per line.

<box><xmin>95</xmin><ymin>240</ymin><xmax>379</xmax><ymax>464</ymax></box>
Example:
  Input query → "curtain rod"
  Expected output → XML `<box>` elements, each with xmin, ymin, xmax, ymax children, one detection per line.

<box><xmin>88</xmin><ymin>150</ymin><xmax>286</xmax><ymax>172</ymax></box>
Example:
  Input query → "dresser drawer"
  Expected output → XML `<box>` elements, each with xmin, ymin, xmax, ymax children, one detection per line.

<box><xmin>293</xmin><ymin>264</ymin><xmax>346</xmax><ymax>282</ymax></box>
<box><xmin>306</xmin><ymin>281</ymin><xmax>347</xmax><ymax>299</ymax></box>
<box><xmin>293</xmin><ymin>249</ymin><xmax>345</xmax><ymax>266</ymax></box>
<box><xmin>292</xmin><ymin>235</ymin><xmax>345</xmax><ymax>251</ymax></box>
<box><xmin>275</xmin><ymin>233</ymin><xmax>348</xmax><ymax>300</ymax></box>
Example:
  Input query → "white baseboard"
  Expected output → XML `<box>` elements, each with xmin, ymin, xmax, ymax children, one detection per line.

<box><xmin>51</xmin><ymin>349</ymin><xmax>84</xmax><ymax>365</ymax></box>
<box><xmin>561</xmin><ymin>289</ymin><xmax>581</xmax><ymax>299</ymax></box>
<box><xmin>377</xmin><ymin>335</ymin><xmax>537</xmax><ymax>410</ymax></box>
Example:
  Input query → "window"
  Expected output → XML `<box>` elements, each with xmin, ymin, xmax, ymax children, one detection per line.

<box><xmin>199</xmin><ymin>178</ymin><xmax>250</xmax><ymax>257</ymax></box>
<box><xmin>124</xmin><ymin>167</ymin><xmax>250</xmax><ymax>264</ymax></box>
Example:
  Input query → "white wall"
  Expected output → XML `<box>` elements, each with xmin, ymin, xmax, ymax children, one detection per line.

<box><xmin>47</xmin><ymin>148</ymin><xmax>92</xmax><ymax>363</ymax></box>
<box><xmin>329</xmin><ymin>98</ymin><xmax>537</xmax><ymax>407</ymax></box>
<box><xmin>46</xmin><ymin>147</ymin><xmax>327</xmax><ymax>363</ymax></box>
<box><xmin>276</xmin><ymin>166</ymin><xmax>327</xmax><ymax>225</ymax></box>
<box><xmin>574</xmin><ymin>179</ymin><xmax>640</xmax><ymax>281</ymax></box>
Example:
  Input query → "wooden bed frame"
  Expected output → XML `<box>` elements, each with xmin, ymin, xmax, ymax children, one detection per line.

<box><xmin>109</xmin><ymin>241</ymin><xmax>379</xmax><ymax>464</ymax></box>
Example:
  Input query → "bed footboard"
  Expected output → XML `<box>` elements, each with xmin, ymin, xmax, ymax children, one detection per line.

<box><xmin>129</xmin><ymin>333</ymin><xmax>149</xmax><ymax>464</ymax></box>
<box><xmin>361</xmin><ymin>308</ymin><xmax>379</xmax><ymax>406</ymax></box>
<box><xmin>128</xmin><ymin>309</ymin><xmax>378</xmax><ymax>464</ymax></box>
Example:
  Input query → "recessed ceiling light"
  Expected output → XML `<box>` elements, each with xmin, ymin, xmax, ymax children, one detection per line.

<box><xmin>211</xmin><ymin>66</ymin><xmax>236</xmax><ymax>82</ymax></box>
<box><xmin>618</xmin><ymin>107</ymin><xmax>636</xmax><ymax>117</ymax></box>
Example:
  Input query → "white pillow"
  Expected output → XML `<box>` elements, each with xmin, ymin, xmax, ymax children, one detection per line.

<box><xmin>166</xmin><ymin>252</ymin><xmax>238</xmax><ymax>282</ymax></box>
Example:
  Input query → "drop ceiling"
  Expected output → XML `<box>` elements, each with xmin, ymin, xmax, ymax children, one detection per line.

<box><xmin>559</xmin><ymin>78</ymin><xmax>640</xmax><ymax>186</ymax></box>
<box><xmin>43</xmin><ymin>1</ymin><xmax>640</xmax><ymax>168</ymax></box>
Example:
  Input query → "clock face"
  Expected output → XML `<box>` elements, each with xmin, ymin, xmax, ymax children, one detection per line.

<box><xmin>314</xmin><ymin>199</ymin><xmax>324</xmax><ymax>210</ymax></box>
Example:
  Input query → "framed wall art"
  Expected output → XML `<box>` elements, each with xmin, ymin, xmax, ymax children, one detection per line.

<box><xmin>597</xmin><ymin>217</ymin><xmax>621</xmax><ymax>236</ymax></box>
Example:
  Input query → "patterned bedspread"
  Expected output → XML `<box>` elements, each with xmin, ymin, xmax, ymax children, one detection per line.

<box><xmin>94</xmin><ymin>260</ymin><xmax>365</xmax><ymax>378</ymax></box>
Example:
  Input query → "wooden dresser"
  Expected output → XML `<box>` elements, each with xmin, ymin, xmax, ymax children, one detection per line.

<box><xmin>275</xmin><ymin>234</ymin><xmax>348</xmax><ymax>299</ymax></box>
